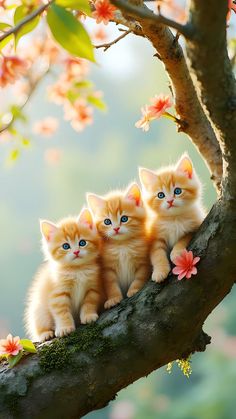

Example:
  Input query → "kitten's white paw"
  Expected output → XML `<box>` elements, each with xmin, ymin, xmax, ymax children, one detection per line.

<box><xmin>152</xmin><ymin>266</ymin><xmax>170</xmax><ymax>283</ymax></box>
<box><xmin>38</xmin><ymin>331</ymin><xmax>54</xmax><ymax>342</ymax></box>
<box><xmin>127</xmin><ymin>288</ymin><xmax>139</xmax><ymax>298</ymax></box>
<box><xmin>80</xmin><ymin>313</ymin><xmax>98</xmax><ymax>324</ymax></box>
<box><xmin>104</xmin><ymin>296</ymin><xmax>122</xmax><ymax>309</ymax></box>
<box><xmin>170</xmin><ymin>248</ymin><xmax>184</xmax><ymax>263</ymax></box>
<box><xmin>55</xmin><ymin>324</ymin><xmax>75</xmax><ymax>338</ymax></box>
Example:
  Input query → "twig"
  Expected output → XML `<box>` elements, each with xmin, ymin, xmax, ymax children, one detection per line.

<box><xmin>110</xmin><ymin>0</ymin><xmax>193</xmax><ymax>38</ymax></box>
<box><xmin>94</xmin><ymin>29</ymin><xmax>132</xmax><ymax>51</ymax></box>
<box><xmin>0</xmin><ymin>69</ymin><xmax>50</xmax><ymax>134</ymax></box>
<box><xmin>0</xmin><ymin>1</ymin><xmax>53</xmax><ymax>43</ymax></box>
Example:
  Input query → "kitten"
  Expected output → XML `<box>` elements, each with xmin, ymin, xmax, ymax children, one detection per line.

<box><xmin>139</xmin><ymin>154</ymin><xmax>205</xmax><ymax>283</ymax></box>
<box><xmin>87</xmin><ymin>183</ymin><xmax>151</xmax><ymax>309</ymax></box>
<box><xmin>25</xmin><ymin>209</ymin><xmax>104</xmax><ymax>342</ymax></box>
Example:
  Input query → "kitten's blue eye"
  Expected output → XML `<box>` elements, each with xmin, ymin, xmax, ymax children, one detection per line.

<box><xmin>174</xmin><ymin>187</ymin><xmax>182</xmax><ymax>195</ymax></box>
<box><xmin>157</xmin><ymin>192</ymin><xmax>165</xmax><ymax>199</ymax></box>
<box><xmin>121</xmin><ymin>215</ymin><xmax>128</xmax><ymax>223</ymax></box>
<box><xmin>79</xmin><ymin>239</ymin><xmax>86</xmax><ymax>247</ymax></box>
<box><xmin>104</xmin><ymin>218</ymin><xmax>112</xmax><ymax>225</ymax></box>
<box><xmin>62</xmin><ymin>243</ymin><xmax>70</xmax><ymax>250</ymax></box>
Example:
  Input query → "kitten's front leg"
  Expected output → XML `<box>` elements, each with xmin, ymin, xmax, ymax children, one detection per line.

<box><xmin>170</xmin><ymin>233</ymin><xmax>193</xmax><ymax>262</ymax></box>
<box><xmin>50</xmin><ymin>290</ymin><xmax>75</xmax><ymax>338</ymax></box>
<box><xmin>151</xmin><ymin>239</ymin><xmax>170</xmax><ymax>283</ymax></box>
<box><xmin>127</xmin><ymin>264</ymin><xmax>151</xmax><ymax>297</ymax></box>
<box><xmin>80</xmin><ymin>289</ymin><xmax>100</xmax><ymax>324</ymax></box>
<box><xmin>104</xmin><ymin>268</ymin><xmax>123</xmax><ymax>309</ymax></box>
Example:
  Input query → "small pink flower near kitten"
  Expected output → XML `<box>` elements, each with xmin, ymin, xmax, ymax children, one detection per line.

<box><xmin>135</xmin><ymin>94</ymin><xmax>176</xmax><ymax>132</ymax></box>
<box><xmin>0</xmin><ymin>334</ymin><xmax>36</xmax><ymax>368</ymax></box>
<box><xmin>172</xmin><ymin>249</ymin><xmax>200</xmax><ymax>280</ymax></box>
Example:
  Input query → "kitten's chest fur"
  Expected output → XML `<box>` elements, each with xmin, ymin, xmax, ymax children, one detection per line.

<box><xmin>159</xmin><ymin>216</ymin><xmax>199</xmax><ymax>249</ymax></box>
<box><xmin>105</xmin><ymin>239</ymin><xmax>147</xmax><ymax>293</ymax></box>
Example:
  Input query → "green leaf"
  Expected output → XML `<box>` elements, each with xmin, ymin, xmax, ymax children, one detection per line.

<box><xmin>8</xmin><ymin>351</ymin><xmax>23</xmax><ymax>368</ymax></box>
<box><xmin>21</xmin><ymin>138</ymin><xmax>31</xmax><ymax>147</ymax></box>
<box><xmin>10</xmin><ymin>105</ymin><xmax>27</xmax><ymax>123</ymax></box>
<box><xmin>87</xmin><ymin>95</ymin><xmax>107</xmax><ymax>111</ymax></box>
<box><xmin>0</xmin><ymin>23</ymin><xmax>13</xmax><ymax>51</ymax></box>
<box><xmin>55</xmin><ymin>0</ymin><xmax>92</xmax><ymax>16</ymax></box>
<box><xmin>14</xmin><ymin>5</ymin><xmax>40</xmax><ymax>47</ymax></box>
<box><xmin>20</xmin><ymin>339</ymin><xmax>37</xmax><ymax>353</ymax></box>
<box><xmin>47</xmin><ymin>4</ymin><xmax>95</xmax><ymax>62</ymax></box>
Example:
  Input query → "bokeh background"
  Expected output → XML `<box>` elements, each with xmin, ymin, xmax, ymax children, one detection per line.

<box><xmin>1</xmin><ymin>20</ymin><xmax>236</xmax><ymax>419</ymax></box>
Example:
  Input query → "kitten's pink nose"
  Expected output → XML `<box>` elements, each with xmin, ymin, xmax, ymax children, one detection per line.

<box><xmin>114</xmin><ymin>227</ymin><xmax>120</xmax><ymax>234</ymax></box>
<box><xmin>73</xmin><ymin>250</ymin><xmax>80</xmax><ymax>257</ymax></box>
<box><xmin>167</xmin><ymin>199</ymin><xmax>174</xmax><ymax>207</ymax></box>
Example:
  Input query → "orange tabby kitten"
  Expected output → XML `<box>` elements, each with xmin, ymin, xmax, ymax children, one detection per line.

<box><xmin>87</xmin><ymin>183</ymin><xmax>151</xmax><ymax>309</ymax></box>
<box><xmin>25</xmin><ymin>209</ymin><xmax>104</xmax><ymax>342</ymax></box>
<box><xmin>139</xmin><ymin>154</ymin><xmax>205</xmax><ymax>283</ymax></box>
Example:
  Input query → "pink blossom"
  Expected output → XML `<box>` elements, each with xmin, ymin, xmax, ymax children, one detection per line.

<box><xmin>92</xmin><ymin>0</ymin><xmax>116</xmax><ymax>25</ymax></box>
<box><xmin>44</xmin><ymin>148</ymin><xmax>63</xmax><ymax>166</ymax></box>
<box><xmin>64</xmin><ymin>100</ymin><xmax>93</xmax><ymax>132</ymax></box>
<box><xmin>227</xmin><ymin>0</ymin><xmax>236</xmax><ymax>21</ymax></box>
<box><xmin>135</xmin><ymin>105</ymin><xmax>155</xmax><ymax>132</ymax></box>
<box><xmin>93</xmin><ymin>26</ymin><xmax>108</xmax><ymax>43</ymax></box>
<box><xmin>0</xmin><ymin>334</ymin><xmax>23</xmax><ymax>356</ymax></box>
<box><xmin>148</xmin><ymin>94</ymin><xmax>172</xmax><ymax>118</ymax></box>
<box><xmin>0</xmin><ymin>56</ymin><xmax>28</xmax><ymax>88</ymax></box>
<box><xmin>172</xmin><ymin>249</ymin><xmax>200</xmax><ymax>280</ymax></box>
<box><xmin>33</xmin><ymin>117</ymin><xmax>59</xmax><ymax>137</ymax></box>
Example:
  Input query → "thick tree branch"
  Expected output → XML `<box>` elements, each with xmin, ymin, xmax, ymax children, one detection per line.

<box><xmin>185</xmin><ymin>0</ymin><xmax>236</xmax><ymax>198</ymax></box>
<box><xmin>110</xmin><ymin>0</ymin><xmax>192</xmax><ymax>37</ymax></box>
<box><xmin>125</xmin><ymin>18</ymin><xmax>222</xmax><ymax>190</ymax></box>
<box><xmin>0</xmin><ymin>199</ymin><xmax>236</xmax><ymax>418</ymax></box>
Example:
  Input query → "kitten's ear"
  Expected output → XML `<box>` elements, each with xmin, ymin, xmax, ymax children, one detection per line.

<box><xmin>40</xmin><ymin>220</ymin><xmax>58</xmax><ymax>241</ymax></box>
<box><xmin>139</xmin><ymin>167</ymin><xmax>157</xmax><ymax>190</ymax></box>
<box><xmin>125</xmin><ymin>183</ymin><xmax>142</xmax><ymax>206</ymax></box>
<box><xmin>78</xmin><ymin>208</ymin><xmax>94</xmax><ymax>229</ymax></box>
<box><xmin>176</xmin><ymin>154</ymin><xmax>193</xmax><ymax>179</ymax></box>
<box><xmin>87</xmin><ymin>193</ymin><xmax>106</xmax><ymax>213</ymax></box>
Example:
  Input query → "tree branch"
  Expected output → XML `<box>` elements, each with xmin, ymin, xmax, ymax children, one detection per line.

<box><xmin>125</xmin><ymin>17</ymin><xmax>222</xmax><ymax>190</ymax></box>
<box><xmin>0</xmin><ymin>199</ymin><xmax>236</xmax><ymax>417</ymax></box>
<box><xmin>110</xmin><ymin>0</ymin><xmax>192</xmax><ymax>37</ymax></box>
<box><xmin>94</xmin><ymin>29</ymin><xmax>132</xmax><ymax>51</ymax></box>
<box><xmin>0</xmin><ymin>1</ymin><xmax>53</xmax><ymax>44</ymax></box>
<box><xmin>185</xmin><ymin>0</ymin><xmax>236</xmax><ymax>198</ymax></box>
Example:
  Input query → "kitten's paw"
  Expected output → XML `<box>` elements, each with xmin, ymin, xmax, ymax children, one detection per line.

<box><xmin>38</xmin><ymin>331</ymin><xmax>54</xmax><ymax>342</ymax></box>
<box><xmin>80</xmin><ymin>313</ymin><xmax>98</xmax><ymax>324</ymax></box>
<box><xmin>170</xmin><ymin>248</ymin><xmax>184</xmax><ymax>263</ymax></box>
<box><xmin>55</xmin><ymin>324</ymin><xmax>75</xmax><ymax>338</ymax></box>
<box><xmin>152</xmin><ymin>266</ymin><xmax>170</xmax><ymax>283</ymax></box>
<box><xmin>104</xmin><ymin>296</ymin><xmax>122</xmax><ymax>309</ymax></box>
<box><xmin>127</xmin><ymin>288</ymin><xmax>139</xmax><ymax>298</ymax></box>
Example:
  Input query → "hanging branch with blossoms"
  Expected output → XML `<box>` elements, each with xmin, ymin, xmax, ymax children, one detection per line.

<box><xmin>0</xmin><ymin>0</ymin><xmax>235</xmax><ymax>163</ymax></box>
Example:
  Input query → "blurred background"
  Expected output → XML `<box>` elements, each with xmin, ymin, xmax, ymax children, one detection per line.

<box><xmin>0</xmin><ymin>18</ymin><xmax>236</xmax><ymax>419</ymax></box>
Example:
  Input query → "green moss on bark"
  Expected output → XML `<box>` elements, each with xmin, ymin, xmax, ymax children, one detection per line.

<box><xmin>39</xmin><ymin>320</ymin><xmax>115</xmax><ymax>373</ymax></box>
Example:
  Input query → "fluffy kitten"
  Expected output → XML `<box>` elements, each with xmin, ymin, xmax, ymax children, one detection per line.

<box><xmin>25</xmin><ymin>209</ymin><xmax>104</xmax><ymax>342</ymax></box>
<box><xmin>87</xmin><ymin>183</ymin><xmax>151</xmax><ymax>309</ymax></box>
<box><xmin>139</xmin><ymin>154</ymin><xmax>205</xmax><ymax>283</ymax></box>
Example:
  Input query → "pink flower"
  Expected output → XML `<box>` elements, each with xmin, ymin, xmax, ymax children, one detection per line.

<box><xmin>33</xmin><ymin>117</ymin><xmax>59</xmax><ymax>137</ymax></box>
<box><xmin>172</xmin><ymin>249</ymin><xmax>200</xmax><ymax>280</ymax></box>
<box><xmin>44</xmin><ymin>148</ymin><xmax>63</xmax><ymax>165</ymax></box>
<box><xmin>0</xmin><ymin>334</ymin><xmax>23</xmax><ymax>356</ymax></box>
<box><xmin>135</xmin><ymin>105</ymin><xmax>155</xmax><ymax>132</ymax></box>
<box><xmin>93</xmin><ymin>26</ymin><xmax>108</xmax><ymax>43</ymax></box>
<box><xmin>227</xmin><ymin>0</ymin><xmax>236</xmax><ymax>21</ymax></box>
<box><xmin>64</xmin><ymin>100</ymin><xmax>93</xmax><ymax>132</ymax></box>
<box><xmin>0</xmin><ymin>56</ymin><xmax>28</xmax><ymax>88</ymax></box>
<box><xmin>92</xmin><ymin>0</ymin><xmax>116</xmax><ymax>25</ymax></box>
<box><xmin>148</xmin><ymin>94</ymin><xmax>172</xmax><ymax>118</ymax></box>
